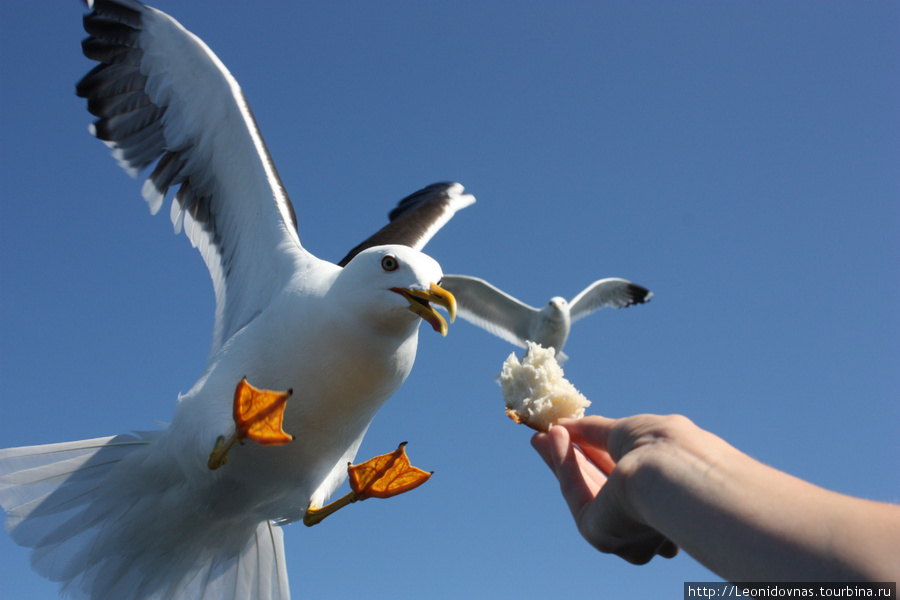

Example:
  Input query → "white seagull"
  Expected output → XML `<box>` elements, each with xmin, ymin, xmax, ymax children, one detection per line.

<box><xmin>440</xmin><ymin>275</ymin><xmax>653</xmax><ymax>362</ymax></box>
<box><xmin>0</xmin><ymin>2</ymin><xmax>463</xmax><ymax>600</ymax></box>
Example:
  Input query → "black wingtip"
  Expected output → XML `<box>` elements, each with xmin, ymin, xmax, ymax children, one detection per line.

<box><xmin>627</xmin><ymin>283</ymin><xmax>654</xmax><ymax>305</ymax></box>
<box><xmin>388</xmin><ymin>182</ymin><xmax>457</xmax><ymax>221</ymax></box>
<box><xmin>336</xmin><ymin>182</ymin><xmax>466</xmax><ymax>267</ymax></box>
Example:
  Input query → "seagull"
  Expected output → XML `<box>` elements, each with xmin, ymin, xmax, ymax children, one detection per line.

<box><xmin>440</xmin><ymin>275</ymin><xmax>653</xmax><ymax>363</ymax></box>
<box><xmin>0</xmin><ymin>1</ymin><xmax>462</xmax><ymax>599</ymax></box>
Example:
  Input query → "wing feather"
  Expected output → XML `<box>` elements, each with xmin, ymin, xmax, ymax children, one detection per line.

<box><xmin>440</xmin><ymin>275</ymin><xmax>539</xmax><ymax>349</ymax></box>
<box><xmin>337</xmin><ymin>182</ymin><xmax>475</xmax><ymax>266</ymax></box>
<box><xmin>78</xmin><ymin>0</ymin><xmax>307</xmax><ymax>356</ymax></box>
<box><xmin>568</xmin><ymin>278</ymin><xmax>653</xmax><ymax>323</ymax></box>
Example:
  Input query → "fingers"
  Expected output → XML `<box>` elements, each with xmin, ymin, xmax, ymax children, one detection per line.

<box><xmin>534</xmin><ymin>416</ymin><xmax>621</xmax><ymax>480</ymax></box>
<box><xmin>576</xmin><ymin>439</ymin><xmax>618</xmax><ymax>478</ymax></box>
<box><xmin>532</xmin><ymin>429</ymin><xmax>608</xmax><ymax>490</ymax></box>
<box><xmin>658</xmin><ymin>539</ymin><xmax>680</xmax><ymax>559</ymax></box>
<box><xmin>556</xmin><ymin>417</ymin><xmax>618</xmax><ymax>475</ymax></box>
<box><xmin>613</xmin><ymin>534</ymin><xmax>679</xmax><ymax>565</ymax></box>
<box><xmin>530</xmin><ymin>431</ymin><xmax>554</xmax><ymax>469</ymax></box>
<box><xmin>562</xmin><ymin>414</ymin><xmax>685</xmax><ymax>465</ymax></box>
<box><xmin>576</xmin><ymin>487</ymin><xmax>679</xmax><ymax>565</ymax></box>
<box><xmin>557</xmin><ymin>415</ymin><xmax>618</xmax><ymax>444</ymax></box>
<box><xmin>533</xmin><ymin>426</ymin><xmax>606</xmax><ymax>520</ymax></box>
<box><xmin>534</xmin><ymin>416</ymin><xmax>681</xmax><ymax>567</ymax></box>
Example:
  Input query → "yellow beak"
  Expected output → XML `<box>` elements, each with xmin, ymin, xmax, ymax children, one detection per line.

<box><xmin>391</xmin><ymin>282</ymin><xmax>457</xmax><ymax>336</ymax></box>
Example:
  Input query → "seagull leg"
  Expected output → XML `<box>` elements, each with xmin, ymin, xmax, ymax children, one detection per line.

<box><xmin>207</xmin><ymin>435</ymin><xmax>239</xmax><ymax>470</ymax></box>
<box><xmin>302</xmin><ymin>442</ymin><xmax>433</xmax><ymax>526</ymax></box>
<box><xmin>208</xmin><ymin>377</ymin><xmax>295</xmax><ymax>470</ymax></box>
<box><xmin>303</xmin><ymin>492</ymin><xmax>361</xmax><ymax>526</ymax></box>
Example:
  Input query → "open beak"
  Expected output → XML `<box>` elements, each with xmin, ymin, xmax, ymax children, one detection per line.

<box><xmin>391</xmin><ymin>282</ymin><xmax>457</xmax><ymax>336</ymax></box>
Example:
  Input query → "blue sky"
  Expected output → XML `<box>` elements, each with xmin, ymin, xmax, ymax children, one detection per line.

<box><xmin>1</xmin><ymin>2</ymin><xmax>897</xmax><ymax>599</ymax></box>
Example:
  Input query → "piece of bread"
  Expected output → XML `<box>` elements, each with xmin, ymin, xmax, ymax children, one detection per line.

<box><xmin>500</xmin><ymin>342</ymin><xmax>590</xmax><ymax>431</ymax></box>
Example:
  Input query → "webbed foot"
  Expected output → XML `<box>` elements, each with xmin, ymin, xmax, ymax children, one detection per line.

<box><xmin>208</xmin><ymin>377</ymin><xmax>294</xmax><ymax>470</ymax></box>
<box><xmin>303</xmin><ymin>442</ymin><xmax>432</xmax><ymax>526</ymax></box>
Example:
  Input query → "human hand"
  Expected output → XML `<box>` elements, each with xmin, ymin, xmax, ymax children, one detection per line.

<box><xmin>534</xmin><ymin>414</ymin><xmax>900</xmax><ymax>580</ymax></box>
<box><xmin>531</xmin><ymin>415</ymin><xmax>682</xmax><ymax>564</ymax></box>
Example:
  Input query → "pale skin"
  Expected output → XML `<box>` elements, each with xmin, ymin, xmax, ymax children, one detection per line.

<box><xmin>531</xmin><ymin>414</ymin><xmax>900</xmax><ymax>581</ymax></box>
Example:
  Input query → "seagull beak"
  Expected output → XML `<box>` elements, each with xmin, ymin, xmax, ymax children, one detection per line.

<box><xmin>391</xmin><ymin>282</ymin><xmax>457</xmax><ymax>336</ymax></box>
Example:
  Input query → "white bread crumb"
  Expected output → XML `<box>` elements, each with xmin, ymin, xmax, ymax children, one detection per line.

<box><xmin>500</xmin><ymin>342</ymin><xmax>590</xmax><ymax>431</ymax></box>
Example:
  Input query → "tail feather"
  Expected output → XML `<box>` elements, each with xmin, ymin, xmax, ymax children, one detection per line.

<box><xmin>1</xmin><ymin>435</ymin><xmax>156</xmax><ymax>548</ymax></box>
<box><xmin>191</xmin><ymin>521</ymin><xmax>289</xmax><ymax>600</ymax></box>
<box><xmin>0</xmin><ymin>435</ymin><xmax>291</xmax><ymax>600</ymax></box>
<box><xmin>1</xmin><ymin>435</ymin><xmax>151</xmax><ymax>519</ymax></box>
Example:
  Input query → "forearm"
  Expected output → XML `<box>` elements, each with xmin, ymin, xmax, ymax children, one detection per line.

<box><xmin>629</xmin><ymin>426</ymin><xmax>900</xmax><ymax>581</ymax></box>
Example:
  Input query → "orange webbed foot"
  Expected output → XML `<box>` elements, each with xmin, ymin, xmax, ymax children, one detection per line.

<box><xmin>208</xmin><ymin>377</ymin><xmax>294</xmax><ymax>470</ymax></box>
<box><xmin>303</xmin><ymin>442</ymin><xmax>432</xmax><ymax>526</ymax></box>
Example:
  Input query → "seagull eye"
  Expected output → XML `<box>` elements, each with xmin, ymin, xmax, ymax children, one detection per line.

<box><xmin>381</xmin><ymin>255</ymin><xmax>399</xmax><ymax>272</ymax></box>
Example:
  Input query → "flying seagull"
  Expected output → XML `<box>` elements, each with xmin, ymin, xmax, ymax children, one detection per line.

<box><xmin>440</xmin><ymin>275</ymin><xmax>653</xmax><ymax>362</ymax></box>
<box><xmin>0</xmin><ymin>2</ymin><xmax>462</xmax><ymax>599</ymax></box>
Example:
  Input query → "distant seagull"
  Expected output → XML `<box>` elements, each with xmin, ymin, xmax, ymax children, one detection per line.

<box><xmin>338</xmin><ymin>182</ymin><xmax>475</xmax><ymax>267</ymax></box>
<box><xmin>440</xmin><ymin>275</ymin><xmax>653</xmax><ymax>362</ymax></box>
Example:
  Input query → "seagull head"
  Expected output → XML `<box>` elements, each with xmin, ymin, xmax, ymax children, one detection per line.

<box><xmin>336</xmin><ymin>245</ymin><xmax>457</xmax><ymax>336</ymax></box>
<box><xmin>543</xmin><ymin>297</ymin><xmax>570</xmax><ymax>321</ymax></box>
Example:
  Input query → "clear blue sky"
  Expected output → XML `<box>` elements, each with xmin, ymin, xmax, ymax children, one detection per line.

<box><xmin>1</xmin><ymin>2</ymin><xmax>898</xmax><ymax>598</ymax></box>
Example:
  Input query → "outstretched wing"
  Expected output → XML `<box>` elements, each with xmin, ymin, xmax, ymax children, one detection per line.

<box><xmin>337</xmin><ymin>182</ymin><xmax>475</xmax><ymax>266</ymax></box>
<box><xmin>78</xmin><ymin>0</ymin><xmax>308</xmax><ymax>356</ymax></box>
<box><xmin>440</xmin><ymin>275</ymin><xmax>538</xmax><ymax>349</ymax></box>
<box><xmin>568</xmin><ymin>278</ymin><xmax>653</xmax><ymax>323</ymax></box>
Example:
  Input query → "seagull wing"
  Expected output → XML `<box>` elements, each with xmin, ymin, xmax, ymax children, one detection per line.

<box><xmin>337</xmin><ymin>182</ymin><xmax>475</xmax><ymax>266</ymax></box>
<box><xmin>78</xmin><ymin>0</ymin><xmax>308</xmax><ymax>356</ymax></box>
<box><xmin>440</xmin><ymin>275</ymin><xmax>539</xmax><ymax>349</ymax></box>
<box><xmin>568</xmin><ymin>278</ymin><xmax>653</xmax><ymax>324</ymax></box>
